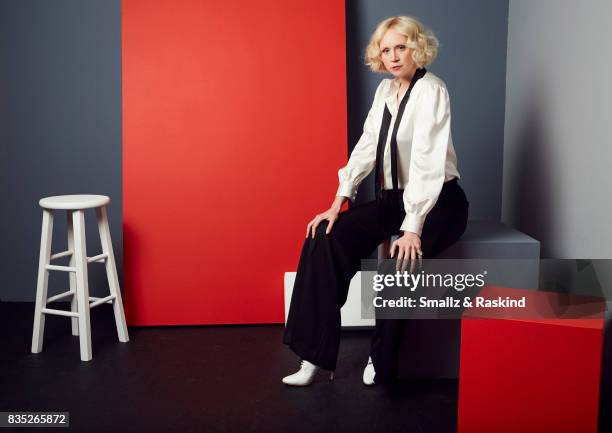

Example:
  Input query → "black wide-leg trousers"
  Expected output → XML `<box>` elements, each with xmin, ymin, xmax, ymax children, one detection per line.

<box><xmin>283</xmin><ymin>179</ymin><xmax>469</xmax><ymax>385</ymax></box>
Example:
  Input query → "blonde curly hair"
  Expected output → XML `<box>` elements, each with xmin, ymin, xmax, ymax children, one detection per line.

<box><xmin>365</xmin><ymin>16</ymin><xmax>439</xmax><ymax>72</ymax></box>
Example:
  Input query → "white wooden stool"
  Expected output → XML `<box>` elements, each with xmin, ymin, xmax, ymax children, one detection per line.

<box><xmin>31</xmin><ymin>194</ymin><xmax>129</xmax><ymax>361</ymax></box>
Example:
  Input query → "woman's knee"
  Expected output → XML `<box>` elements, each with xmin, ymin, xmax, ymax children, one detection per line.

<box><xmin>314</xmin><ymin>220</ymin><xmax>331</xmax><ymax>239</ymax></box>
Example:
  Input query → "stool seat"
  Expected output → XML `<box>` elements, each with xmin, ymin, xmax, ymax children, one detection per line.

<box><xmin>39</xmin><ymin>194</ymin><xmax>110</xmax><ymax>210</ymax></box>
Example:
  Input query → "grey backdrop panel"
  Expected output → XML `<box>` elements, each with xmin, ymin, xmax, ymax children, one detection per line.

<box><xmin>346</xmin><ymin>0</ymin><xmax>509</xmax><ymax>221</ymax></box>
<box><xmin>0</xmin><ymin>0</ymin><xmax>122</xmax><ymax>301</ymax></box>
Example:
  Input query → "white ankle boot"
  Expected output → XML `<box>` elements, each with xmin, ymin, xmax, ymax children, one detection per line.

<box><xmin>362</xmin><ymin>356</ymin><xmax>376</xmax><ymax>386</ymax></box>
<box><xmin>282</xmin><ymin>360</ymin><xmax>333</xmax><ymax>386</ymax></box>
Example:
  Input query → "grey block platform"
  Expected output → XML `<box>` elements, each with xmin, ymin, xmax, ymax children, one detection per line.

<box><xmin>397</xmin><ymin>220</ymin><xmax>540</xmax><ymax>379</ymax></box>
<box><xmin>437</xmin><ymin>220</ymin><xmax>541</xmax><ymax>259</ymax></box>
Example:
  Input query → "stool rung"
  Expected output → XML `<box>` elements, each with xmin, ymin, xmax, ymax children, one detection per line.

<box><xmin>46</xmin><ymin>290</ymin><xmax>75</xmax><ymax>303</ymax></box>
<box><xmin>50</xmin><ymin>250</ymin><xmax>73</xmax><ymax>261</ymax></box>
<box><xmin>42</xmin><ymin>308</ymin><xmax>79</xmax><ymax>318</ymax></box>
<box><xmin>87</xmin><ymin>253</ymin><xmax>108</xmax><ymax>263</ymax></box>
<box><xmin>45</xmin><ymin>264</ymin><xmax>76</xmax><ymax>273</ymax></box>
<box><xmin>88</xmin><ymin>296</ymin><xmax>108</xmax><ymax>301</ymax></box>
<box><xmin>89</xmin><ymin>295</ymin><xmax>115</xmax><ymax>308</ymax></box>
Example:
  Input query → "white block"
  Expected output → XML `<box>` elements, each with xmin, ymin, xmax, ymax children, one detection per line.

<box><xmin>284</xmin><ymin>272</ymin><xmax>375</xmax><ymax>327</ymax></box>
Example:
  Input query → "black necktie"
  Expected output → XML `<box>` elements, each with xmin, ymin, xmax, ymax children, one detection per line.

<box><xmin>374</xmin><ymin>67</ymin><xmax>427</xmax><ymax>199</ymax></box>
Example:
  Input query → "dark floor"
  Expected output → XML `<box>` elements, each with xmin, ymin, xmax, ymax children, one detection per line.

<box><xmin>1</xmin><ymin>302</ymin><xmax>461</xmax><ymax>433</ymax></box>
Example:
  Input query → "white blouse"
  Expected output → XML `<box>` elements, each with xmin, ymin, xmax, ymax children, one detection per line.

<box><xmin>336</xmin><ymin>71</ymin><xmax>460</xmax><ymax>236</ymax></box>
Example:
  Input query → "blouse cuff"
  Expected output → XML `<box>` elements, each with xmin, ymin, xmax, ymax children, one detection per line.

<box><xmin>336</xmin><ymin>182</ymin><xmax>357</xmax><ymax>202</ymax></box>
<box><xmin>400</xmin><ymin>212</ymin><xmax>425</xmax><ymax>237</ymax></box>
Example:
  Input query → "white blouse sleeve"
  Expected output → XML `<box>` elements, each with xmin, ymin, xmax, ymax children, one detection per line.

<box><xmin>400</xmin><ymin>83</ymin><xmax>452</xmax><ymax>236</ymax></box>
<box><xmin>336</xmin><ymin>80</ymin><xmax>386</xmax><ymax>202</ymax></box>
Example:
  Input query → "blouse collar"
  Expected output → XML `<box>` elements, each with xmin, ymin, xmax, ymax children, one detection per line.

<box><xmin>384</xmin><ymin>70</ymin><xmax>428</xmax><ymax>111</ymax></box>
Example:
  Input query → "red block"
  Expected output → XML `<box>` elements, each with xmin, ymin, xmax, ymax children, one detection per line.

<box><xmin>458</xmin><ymin>286</ymin><xmax>605</xmax><ymax>433</ymax></box>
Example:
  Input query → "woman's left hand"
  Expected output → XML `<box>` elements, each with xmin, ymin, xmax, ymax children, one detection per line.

<box><xmin>390</xmin><ymin>232</ymin><xmax>423</xmax><ymax>272</ymax></box>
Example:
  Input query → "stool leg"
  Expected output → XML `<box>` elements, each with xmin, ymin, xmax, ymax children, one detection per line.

<box><xmin>32</xmin><ymin>209</ymin><xmax>54</xmax><ymax>353</ymax></box>
<box><xmin>67</xmin><ymin>211</ymin><xmax>79</xmax><ymax>336</ymax></box>
<box><xmin>96</xmin><ymin>206</ymin><xmax>129</xmax><ymax>343</ymax></box>
<box><xmin>73</xmin><ymin>210</ymin><xmax>92</xmax><ymax>361</ymax></box>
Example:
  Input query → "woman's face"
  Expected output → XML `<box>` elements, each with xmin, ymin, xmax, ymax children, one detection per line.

<box><xmin>379</xmin><ymin>28</ymin><xmax>417</xmax><ymax>80</ymax></box>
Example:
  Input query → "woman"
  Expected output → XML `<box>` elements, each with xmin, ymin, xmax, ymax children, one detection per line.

<box><xmin>282</xmin><ymin>16</ymin><xmax>469</xmax><ymax>386</ymax></box>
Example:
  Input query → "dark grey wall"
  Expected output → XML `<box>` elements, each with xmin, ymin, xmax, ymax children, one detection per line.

<box><xmin>346</xmin><ymin>0</ymin><xmax>509</xmax><ymax>221</ymax></box>
<box><xmin>0</xmin><ymin>0</ymin><xmax>122</xmax><ymax>301</ymax></box>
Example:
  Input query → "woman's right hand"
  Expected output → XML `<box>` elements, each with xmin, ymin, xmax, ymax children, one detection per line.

<box><xmin>306</xmin><ymin>196</ymin><xmax>347</xmax><ymax>239</ymax></box>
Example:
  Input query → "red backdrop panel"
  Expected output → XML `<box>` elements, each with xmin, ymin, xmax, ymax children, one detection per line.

<box><xmin>122</xmin><ymin>0</ymin><xmax>347</xmax><ymax>325</ymax></box>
